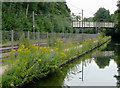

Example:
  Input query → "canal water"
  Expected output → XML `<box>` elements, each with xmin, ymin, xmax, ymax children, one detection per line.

<box><xmin>23</xmin><ymin>39</ymin><xmax>120</xmax><ymax>87</ymax></box>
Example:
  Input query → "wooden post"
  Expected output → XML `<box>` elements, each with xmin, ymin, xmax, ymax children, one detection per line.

<box><xmin>0</xmin><ymin>30</ymin><xmax>2</xmax><ymax>46</ymax></box>
<box><xmin>33</xmin><ymin>11</ymin><xmax>35</xmax><ymax>40</ymax></box>
<box><xmin>28</xmin><ymin>31</ymin><xmax>30</xmax><ymax>44</ymax></box>
<box><xmin>11</xmin><ymin>30</ymin><xmax>14</xmax><ymax>51</ymax></box>
<box><xmin>47</xmin><ymin>32</ymin><xmax>48</xmax><ymax>39</ymax></box>
<box><xmin>47</xmin><ymin>32</ymin><xmax>49</xmax><ymax>46</ymax></box>
<box><xmin>89</xmin><ymin>21</ymin><xmax>90</xmax><ymax>27</ymax></box>
<box><xmin>38</xmin><ymin>32</ymin><xmax>40</xmax><ymax>49</ymax></box>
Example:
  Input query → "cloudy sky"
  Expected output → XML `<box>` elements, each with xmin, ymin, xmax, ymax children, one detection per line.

<box><xmin>66</xmin><ymin>0</ymin><xmax>118</xmax><ymax>18</ymax></box>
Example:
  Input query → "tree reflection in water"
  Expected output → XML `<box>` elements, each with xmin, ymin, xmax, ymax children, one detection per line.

<box><xmin>112</xmin><ymin>42</ymin><xmax>120</xmax><ymax>87</ymax></box>
<box><xmin>95</xmin><ymin>56</ymin><xmax>111</xmax><ymax>69</ymax></box>
<box><xmin>102</xmin><ymin>39</ymin><xmax>120</xmax><ymax>87</ymax></box>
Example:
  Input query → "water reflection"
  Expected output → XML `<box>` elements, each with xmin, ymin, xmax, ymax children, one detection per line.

<box><xmin>110</xmin><ymin>40</ymin><xmax>120</xmax><ymax>87</ymax></box>
<box><xmin>94</xmin><ymin>56</ymin><xmax>111</xmax><ymax>69</ymax></box>
<box><xmin>23</xmin><ymin>40</ymin><xmax>120</xmax><ymax>87</ymax></box>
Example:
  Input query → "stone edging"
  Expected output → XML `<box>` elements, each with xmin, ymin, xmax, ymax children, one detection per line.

<box><xmin>59</xmin><ymin>38</ymin><xmax>111</xmax><ymax>67</ymax></box>
<box><xmin>15</xmin><ymin>38</ymin><xmax>111</xmax><ymax>87</ymax></box>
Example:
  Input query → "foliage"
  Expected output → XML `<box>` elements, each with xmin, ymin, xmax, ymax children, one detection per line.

<box><xmin>2</xmin><ymin>2</ymin><xmax>72</xmax><ymax>33</ymax></box>
<box><xmin>114</xmin><ymin>4</ymin><xmax>120</xmax><ymax>37</ymax></box>
<box><xmin>110</xmin><ymin>14</ymin><xmax>116</xmax><ymax>22</ymax></box>
<box><xmin>75</xmin><ymin>16</ymin><xmax>81</xmax><ymax>21</ymax></box>
<box><xmin>83</xmin><ymin>28</ymin><xmax>96</xmax><ymax>34</ymax></box>
<box><xmin>2</xmin><ymin>36</ymin><xmax>111</xmax><ymax>87</ymax></box>
<box><xmin>83</xmin><ymin>17</ymin><xmax>93</xmax><ymax>22</ymax></box>
<box><xmin>93</xmin><ymin>8</ymin><xmax>111</xmax><ymax>22</ymax></box>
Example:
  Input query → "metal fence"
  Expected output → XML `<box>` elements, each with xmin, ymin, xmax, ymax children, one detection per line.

<box><xmin>1</xmin><ymin>30</ymin><xmax>99</xmax><ymax>48</ymax></box>
<box><xmin>0</xmin><ymin>30</ymin><xmax>100</xmax><ymax>58</ymax></box>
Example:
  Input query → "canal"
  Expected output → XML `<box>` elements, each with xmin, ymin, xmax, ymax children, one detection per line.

<box><xmin>23</xmin><ymin>39</ymin><xmax>120</xmax><ymax>87</ymax></box>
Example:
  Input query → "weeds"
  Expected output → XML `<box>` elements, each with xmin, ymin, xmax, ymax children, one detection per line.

<box><xmin>2</xmin><ymin>36</ymin><xmax>111</xmax><ymax>87</ymax></box>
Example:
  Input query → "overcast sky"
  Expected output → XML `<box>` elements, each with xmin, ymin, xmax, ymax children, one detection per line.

<box><xmin>66</xmin><ymin>0</ymin><xmax>118</xmax><ymax>18</ymax></box>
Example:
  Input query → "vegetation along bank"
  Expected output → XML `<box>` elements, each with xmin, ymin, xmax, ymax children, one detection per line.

<box><xmin>2</xmin><ymin>36</ymin><xmax>111</xmax><ymax>87</ymax></box>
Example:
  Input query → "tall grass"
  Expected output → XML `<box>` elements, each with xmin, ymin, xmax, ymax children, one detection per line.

<box><xmin>2</xmin><ymin>36</ymin><xmax>111</xmax><ymax>87</ymax></box>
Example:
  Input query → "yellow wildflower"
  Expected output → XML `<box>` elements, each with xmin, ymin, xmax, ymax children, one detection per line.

<box><xmin>25</xmin><ymin>48</ymin><xmax>28</xmax><ymax>51</ymax></box>
<box><xmin>73</xmin><ymin>41</ymin><xmax>76</xmax><ymax>43</ymax></box>
<box><xmin>44</xmin><ymin>47</ymin><xmax>47</xmax><ymax>49</ymax></box>
<box><xmin>12</xmin><ymin>49</ymin><xmax>16</xmax><ymax>52</ymax></box>
<box><xmin>38</xmin><ymin>59</ymin><xmax>42</xmax><ymax>62</ymax></box>
<box><xmin>9</xmin><ymin>52</ymin><xmax>13</xmax><ymax>55</ymax></box>
<box><xmin>61</xmin><ymin>52</ymin><xmax>64</xmax><ymax>55</ymax></box>
<box><xmin>40</xmin><ymin>47</ymin><xmax>42</xmax><ymax>49</ymax></box>
<box><xmin>22</xmin><ymin>44</ymin><xmax>25</xmax><ymax>49</ymax></box>
<box><xmin>35</xmin><ymin>51</ymin><xmax>39</xmax><ymax>56</ymax></box>
<box><xmin>47</xmin><ymin>49</ymin><xmax>50</xmax><ymax>52</ymax></box>
<box><xmin>60</xmin><ymin>41</ymin><xmax>63</xmax><ymax>44</ymax></box>
<box><xmin>54</xmin><ymin>65</ymin><xmax>58</xmax><ymax>69</ymax></box>
<box><xmin>71</xmin><ymin>44</ymin><xmax>73</xmax><ymax>46</ymax></box>
<box><xmin>62</xmin><ymin>49</ymin><xmax>65</xmax><ymax>52</ymax></box>
<box><xmin>25</xmin><ymin>62</ymin><xmax>27</xmax><ymax>65</ymax></box>
<box><xmin>31</xmin><ymin>66</ymin><xmax>34</xmax><ymax>69</ymax></box>
<box><xmin>43</xmin><ymin>48</ymin><xmax>48</xmax><ymax>53</ymax></box>
<box><xmin>60</xmin><ymin>67</ymin><xmax>63</xmax><ymax>69</ymax></box>
<box><xmin>34</xmin><ymin>46</ymin><xmax>38</xmax><ymax>49</ymax></box>
<box><xmin>98</xmin><ymin>36</ymin><xmax>101</xmax><ymax>39</ymax></box>
<box><xmin>17</xmin><ymin>49</ymin><xmax>22</xmax><ymax>52</ymax></box>
<box><xmin>54</xmin><ymin>43</ymin><xmax>56</xmax><ymax>45</ymax></box>
<box><xmin>10</xmin><ymin>83</ymin><xmax>14</xmax><ymax>87</ymax></box>
<box><xmin>17</xmin><ymin>67</ymin><xmax>20</xmax><ymax>70</ymax></box>
<box><xmin>56</xmin><ymin>39</ymin><xmax>60</xmax><ymax>42</ymax></box>
<box><xmin>61</xmin><ymin>52</ymin><xmax>67</xmax><ymax>57</ymax></box>
<box><xmin>16</xmin><ymin>59</ymin><xmax>19</xmax><ymax>63</ymax></box>
<box><xmin>77</xmin><ymin>43</ymin><xmax>80</xmax><ymax>44</ymax></box>
<box><xmin>31</xmin><ymin>45</ymin><xmax>38</xmax><ymax>49</ymax></box>
<box><xmin>55</xmin><ymin>47</ymin><xmax>59</xmax><ymax>51</ymax></box>
<box><xmin>26</xmin><ymin>49</ymin><xmax>30</xmax><ymax>53</ymax></box>
<box><xmin>67</xmin><ymin>49</ymin><xmax>70</xmax><ymax>52</ymax></box>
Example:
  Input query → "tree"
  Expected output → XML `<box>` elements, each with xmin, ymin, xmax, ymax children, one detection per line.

<box><xmin>93</xmin><ymin>8</ymin><xmax>111</xmax><ymax>22</ymax></box>
<box><xmin>83</xmin><ymin>17</ymin><xmax>93</xmax><ymax>22</ymax></box>
<box><xmin>114</xmin><ymin>0</ymin><xmax>120</xmax><ymax>37</ymax></box>
<box><xmin>2</xmin><ymin>2</ymin><xmax>72</xmax><ymax>33</ymax></box>
<box><xmin>110</xmin><ymin>14</ymin><xmax>116</xmax><ymax>22</ymax></box>
<box><xmin>75</xmin><ymin>16</ymin><xmax>81</xmax><ymax>21</ymax></box>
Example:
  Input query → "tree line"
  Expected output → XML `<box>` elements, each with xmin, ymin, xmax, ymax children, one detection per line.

<box><xmin>114</xmin><ymin>0</ymin><xmax>120</xmax><ymax>38</ymax></box>
<box><xmin>2</xmin><ymin>2</ymin><xmax>73</xmax><ymax>33</ymax></box>
<box><xmin>83</xmin><ymin>8</ymin><xmax>115</xmax><ymax>22</ymax></box>
<box><xmin>82</xmin><ymin>6</ymin><xmax>120</xmax><ymax>38</ymax></box>
<box><xmin>2</xmin><ymin>1</ymin><xmax>120</xmax><ymax>37</ymax></box>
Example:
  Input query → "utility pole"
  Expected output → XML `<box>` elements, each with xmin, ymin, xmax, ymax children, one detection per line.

<box><xmin>82</xmin><ymin>10</ymin><xmax>83</xmax><ymax>34</ymax></box>
<box><xmin>96</xmin><ymin>21</ymin><xmax>97</xmax><ymax>34</ymax></box>
<box><xmin>82</xmin><ymin>61</ymin><xmax>84</xmax><ymax>81</ymax></box>
<box><xmin>81</xmin><ymin>10</ymin><xmax>84</xmax><ymax>41</ymax></box>
<box><xmin>33</xmin><ymin>11</ymin><xmax>35</xmax><ymax>40</ymax></box>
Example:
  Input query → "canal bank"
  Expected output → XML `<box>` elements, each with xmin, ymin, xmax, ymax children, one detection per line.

<box><xmin>1</xmin><ymin>36</ymin><xmax>111</xmax><ymax>87</ymax></box>
<box><xmin>23</xmin><ymin>38</ymin><xmax>120</xmax><ymax>87</ymax></box>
